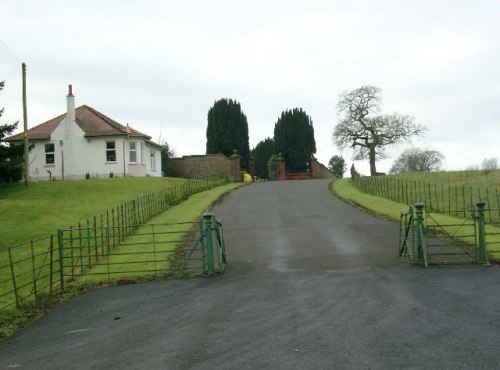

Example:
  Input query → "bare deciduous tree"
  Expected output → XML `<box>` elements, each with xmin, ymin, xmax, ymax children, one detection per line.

<box><xmin>333</xmin><ymin>86</ymin><xmax>426</xmax><ymax>176</ymax></box>
<box><xmin>389</xmin><ymin>148</ymin><xmax>445</xmax><ymax>174</ymax></box>
<box><xmin>481</xmin><ymin>157</ymin><xmax>498</xmax><ymax>171</ymax></box>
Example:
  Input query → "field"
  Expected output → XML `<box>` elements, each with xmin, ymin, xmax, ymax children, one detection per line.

<box><xmin>391</xmin><ymin>169</ymin><xmax>500</xmax><ymax>188</ymax></box>
<box><xmin>0</xmin><ymin>177</ymin><xmax>187</xmax><ymax>248</ymax></box>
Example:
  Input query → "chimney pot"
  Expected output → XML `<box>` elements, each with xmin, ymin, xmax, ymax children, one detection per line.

<box><xmin>68</xmin><ymin>84</ymin><xmax>73</xmax><ymax>96</ymax></box>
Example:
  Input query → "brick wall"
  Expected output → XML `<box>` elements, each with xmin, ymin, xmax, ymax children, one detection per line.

<box><xmin>283</xmin><ymin>160</ymin><xmax>335</xmax><ymax>180</ymax></box>
<box><xmin>315</xmin><ymin>162</ymin><xmax>336</xmax><ymax>179</ymax></box>
<box><xmin>170</xmin><ymin>154</ymin><xmax>232</xmax><ymax>179</ymax></box>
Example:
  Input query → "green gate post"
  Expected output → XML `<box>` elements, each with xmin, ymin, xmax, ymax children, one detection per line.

<box><xmin>203</xmin><ymin>212</ymin><xmax>215</xmax><ymax>275</ymax></box>
<box><xmin>415</xmin><ymin>202</ymin><xmax>428</xmax><ymax>267</ymax></box>
<box><xmin>476</xmin><ymin>200</ymin><xmax>490</xmax><ymax>265</ymax></box>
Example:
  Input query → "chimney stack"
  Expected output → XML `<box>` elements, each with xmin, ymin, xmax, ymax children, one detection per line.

<box><xmin>66</xmin><ymin>84</ymin><xmax>75</xmax><ymax>123</ymax></box>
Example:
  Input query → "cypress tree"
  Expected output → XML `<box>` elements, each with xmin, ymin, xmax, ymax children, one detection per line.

<box><xmin>206</xmin><ymin>98</ymin><xmax>250</xmax><ymax>169</ymax></box>
<box><xmin>273</xmin><ymin>108</ymin><xmax>316</xmax><ymax>172</ymax></box>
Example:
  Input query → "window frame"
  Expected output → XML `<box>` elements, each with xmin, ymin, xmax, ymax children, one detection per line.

<box><xmin>150</xmin><ymin>149</ymin><xmax>156</xmax><ymax>171</ymax></box>
<box><xmin>129</xmin><ymin>141</ymin><xmax>137</xmax><ymax>163</ymax></box>
<box><xmin>106</xmin><ymin>141</ymin><xmax>116</xmax><ymax>162</ymax></box>
<box><xmin>45</xmin><ymin>143</ymin><xmax>55</xmax><ymax>165</ymax></box>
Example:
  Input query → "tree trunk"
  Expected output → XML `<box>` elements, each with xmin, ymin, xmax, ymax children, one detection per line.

<box><xmin>369</xmin><ymin>147</ymin><xmax>377</xmax><ymax>176</ymax></box>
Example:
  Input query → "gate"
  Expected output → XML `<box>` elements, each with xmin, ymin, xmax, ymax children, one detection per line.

<box><xmin>57</xmin><ymin>213</ymin><xmax>226</xmax><ymax>290</ymax></box>
<box><xmin>400</xmin><ymin>201</ymin><xmax>491</xmax><ymax>266</ymax></box>
<box><xmin>268</xmin><ymin>161</ymin><xmax>279</xmax><ymax>181</ymax></box>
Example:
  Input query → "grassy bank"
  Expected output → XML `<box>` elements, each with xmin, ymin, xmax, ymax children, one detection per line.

<box><xmin>351</xmin><ymin>170</ymin><xmax>500</xmax><ymax>222</ymax></box>
<box><xmin>392</xmin><ymin>169</ymin><xmax>500</xmax><ymax>188</ymax></box>
<box><xmin>0</xmin><ymin>177</ymin><xmax>188</xmax><ymax>248</ymax></box>
<box><xmin>331</xmin><ymin>178</ymin><xmax>405</xmax><ymax>221</ymax></box>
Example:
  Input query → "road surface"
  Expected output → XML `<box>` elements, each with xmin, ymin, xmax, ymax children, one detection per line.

<box><xmin>1</xmin><ymin>180</ymin><xmax>499</xmax><ymax>369</ymax></box>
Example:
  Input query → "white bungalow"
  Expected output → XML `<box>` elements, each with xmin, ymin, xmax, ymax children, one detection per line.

<box><xmin>6</xmin><ymin>86</ymin><xmax>163</xmax><ymax>181</ymax></box>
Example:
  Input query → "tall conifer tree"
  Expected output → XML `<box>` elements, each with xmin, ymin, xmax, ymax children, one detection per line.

<box><xmin>206</xmin><ymin>98</ymin><xmax>250</xmax><ymax>169</ymax></box>
<box><xmin>273</xmin><ymin>108</ymin><xmax>316</xmax><ymax>172</ymax></box>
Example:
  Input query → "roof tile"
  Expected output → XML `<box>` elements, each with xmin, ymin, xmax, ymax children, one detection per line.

<box><xmin>5</xmin><ymin>105</ymin><xmax>152</xmax><ymax>142</ymax></box>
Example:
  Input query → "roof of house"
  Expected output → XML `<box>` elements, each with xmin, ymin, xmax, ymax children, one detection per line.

<box><xmin>5</xmin><ymin>105</ymin><xmax>154</xmax><ymax>142</ymax></box>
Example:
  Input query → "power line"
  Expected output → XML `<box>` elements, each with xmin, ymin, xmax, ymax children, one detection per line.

<box><xmin>0</xmin><ymin>37</ymin><xmax>21</xmax><ymax>67</ymax></box>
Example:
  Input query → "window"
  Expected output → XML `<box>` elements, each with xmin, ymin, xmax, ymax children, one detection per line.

<box><xmin>140</xmin><ymin>142</ymin><xmax>145</xmax><ymax>165</ymax></box>
<box><xmin>150</xmin><ymin>149</ymin><xmax>156</xmax><ymax>171</ymax></box>
<box><xmin>129</xmin><ymin>141</ymin><xmax>137</xmax><ymax>163</ymax></box>
<box><xmin>45</xmin><ymin>143</ymin><xmax>55</xmax><ymax>164</ymax></box>
<box><xmin>106</xmin><ymin>141</ymin><xmax>116</xmax><ymax>162</ymax></box>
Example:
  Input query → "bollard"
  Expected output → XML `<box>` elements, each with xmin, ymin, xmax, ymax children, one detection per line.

<box><xmin>203</xmin><ymin>212</ymin><xmax>215</xmax><ymax>274</ymax></box>
<box><xmin>476</xmin><ymin>200</ymin><xmax>490</xmax><ymax>265</ymax></box>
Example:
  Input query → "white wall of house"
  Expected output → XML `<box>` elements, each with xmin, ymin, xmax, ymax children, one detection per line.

<box><xmin>27</xmin><ymin>113</ymin><xmax>162</xmax><ymax>181</ymax></box>
<box><xmin>29</xmin><ymin>135</ymin><xmax>162</xmax><ymax>181</ymax></box>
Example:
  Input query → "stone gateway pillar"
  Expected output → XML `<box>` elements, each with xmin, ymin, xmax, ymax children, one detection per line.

<box><xmin>310</xmin><ymin>156</ymin><xmax>318</xmax><ymax>179</ymax></box>
<box><xmin>277</xmin><ymin>154</ymin><xmax>286</xmax><ymax>181</ymax></box>
<box><xmin>230</xmin><ymin>150</ymin><xmax>242</xmax><ymax>182</ymax></box>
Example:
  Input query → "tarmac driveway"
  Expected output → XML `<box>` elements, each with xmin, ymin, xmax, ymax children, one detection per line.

<box><xmin>1</xmin><ymin>180</ymin><xmax>499</xmax><ymax>369</ymax></box>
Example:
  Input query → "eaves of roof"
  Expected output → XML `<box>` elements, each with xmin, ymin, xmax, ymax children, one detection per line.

<box><xmin>4</xmin><ymin>105</ymin><xmax>157</xmax><ymax>145</ymax></box>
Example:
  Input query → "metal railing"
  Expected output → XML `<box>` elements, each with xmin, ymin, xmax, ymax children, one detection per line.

<box><xmin>1</xmin><ymin>179</ymin><xmax>227</xmax><ymax>316</ymax></box>
<box><xmin>399</xmin><ymin>200</ymin><xmax>493</xmax><ymax>266</ymax></box>
<box><xmin>354</xmin><ymin>175</ymin><xmax>500</xmax><ymax>223</ymax></box>
<box><xmin>1</xmin><ymin>213</ymin><xmax>226</xmax><ymax>316</ymax></box>
<box><xmin>0</xmin><ymin>236</ymin><xmax>58</xmax><ymax>312</ymax></box>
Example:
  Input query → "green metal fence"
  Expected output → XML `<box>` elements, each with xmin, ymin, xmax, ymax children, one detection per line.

<box><xmin>1</xmin><ymin>213</ymin><xmax>226</xmax><ymax>315</ymax></box>
<box><xmin>0</xmin><ymin>179</ymin><xmax>227</xmax><ymax>315</ymax></box>
<box><xmin>354</xmin><ymin>176</ymin><xmax>500</xmax><ymax>223</ymax></box>
<box><xmin>0</xmin><ymin>236</ymin><xmax>58</xmax><ymax>312</ymax></box>
<box><xmin>399</xmin><ymin>201</ymin><xmax>492</xmax><ymax>266</ymax></box>
<box><xmin>58</xmin><ymin>212</ymin><xmax>226</xmax><ymax>287</ymax></box>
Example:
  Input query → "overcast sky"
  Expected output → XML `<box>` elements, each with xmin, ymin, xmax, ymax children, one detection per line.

<box><xmin>1</xmin><ymin>0</ymin><xmax>499</xmax><ymax>175</ymax></box>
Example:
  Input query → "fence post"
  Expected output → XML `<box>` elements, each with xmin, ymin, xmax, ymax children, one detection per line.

<box><xmin>203</xmin><ymin>212</ymin><xmax>215</xmax><ymax>274</ymax></box>
<box><xmin>476</xmin><ymin>200</ymin><xmax>490</xmax><ymax>265</ymax></box>
<box><xmin>7</xmin><ymin>247</ymin><xmax>20</xmax><ymax>308</ymax></box>
<box><xmin>49</xmin><ymin>235</ymin><xmax>54</xmax><ymax>294</ymax></box>
<box><xmin>415</xmin><ymin>202</ymin><xmax>428</xmax><ymax>267</ymax></box>
<box><xmin>30</xmin><ymin>240</ymin><xmax>38</xmax><ymax>300</ymax></box>
<box><xmin>57</xmin><ymin>229</ymin><xmax>65</xmax><ymax>291</ymax></box>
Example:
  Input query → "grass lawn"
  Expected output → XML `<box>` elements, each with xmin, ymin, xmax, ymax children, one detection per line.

<box><xmin>332</xmin><ymin>178</ymin><xmax>500</xmax><ymax>261</ymax></box>
<box><xmin>0</xmin><ymin>177</ymin><xmax>188</xmax><ymax>248</ymax></box>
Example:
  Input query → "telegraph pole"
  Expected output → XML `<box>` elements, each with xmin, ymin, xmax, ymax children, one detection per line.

<box><xmin>22</xmin><ymin>62</ymin><xmax>29</xmax><ymax>186</ymax></box>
